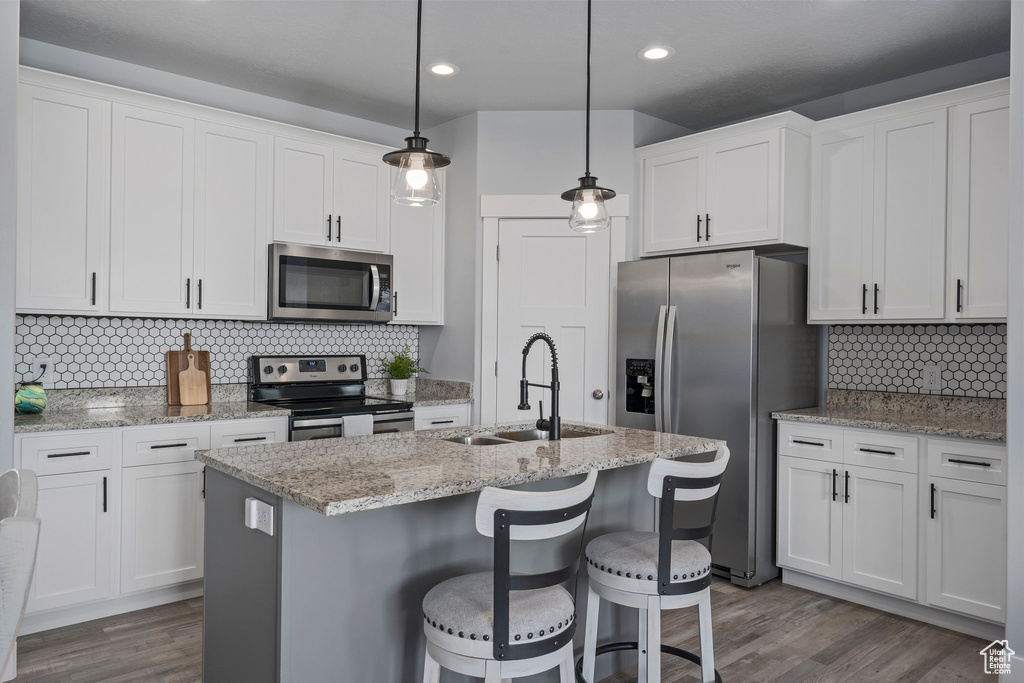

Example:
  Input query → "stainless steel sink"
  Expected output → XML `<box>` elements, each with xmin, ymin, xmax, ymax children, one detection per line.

<box><xmin>445</xmin><ymin>435</ymin><xmax>514</xmax><ymax>446</ymax></box>
<box><xmin>493</xmin><ymin>429</ymin><xmax>600</xmax><ymax>441</ymax></box>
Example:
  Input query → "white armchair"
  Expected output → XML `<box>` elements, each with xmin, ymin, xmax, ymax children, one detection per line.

<box><xmin>0</xmin><ymin>470</ymin><xmax>41</xmax><ymax>681</ymax></box>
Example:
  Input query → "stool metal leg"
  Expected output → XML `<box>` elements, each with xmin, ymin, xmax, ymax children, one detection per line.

<box><xmin>559</xmin><ymin>652</ymin><xmax>575</xmax><ymax>683</ymax></box>
<box><xmin>582</xmin><ymin>582</ymin><xmax>600</xmax><ymax>682</ymax></box>
<box><xmin>484</xmin><ymin>660</ymin><xmax>502</xmax><ymax>683</ymax></box>
<box><xmin>644</xmin><ymin>595</ymin><xmax>661</xmax><ymax>683</ymax></box>
<box><xmin>637</xmin><ymin>606</ymin><xmax>648</xmax><ymax>682</ymax></box>
<box><xmin>422</xmin><ymin>648</ymin><xmax>440</xmax><ymax>683</ymax></box>
<box><xmin>698</xmin><ymin>592</ymin><xmax>715</xmax><ymax>683</ymax></box>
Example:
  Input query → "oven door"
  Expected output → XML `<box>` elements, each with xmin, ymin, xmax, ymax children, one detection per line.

<box><xmin>269</xmin><ymin>243</ymin><xmax>393</xmax><ymax>323</ymax></box>
<box><xmin>290</xmin><ymin>411</ymin><xmax>414</xmax><ymax>441</ymax></box>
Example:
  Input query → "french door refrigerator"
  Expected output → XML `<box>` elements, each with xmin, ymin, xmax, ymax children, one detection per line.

<box><xmin>616</xmin><ymin>250</ymin><xmax>818</xmax><ymax>587</ymax></box>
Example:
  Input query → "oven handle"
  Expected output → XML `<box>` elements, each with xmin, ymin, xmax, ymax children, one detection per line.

<box><xmin>369</xmin><ymin>264</ymin><xmax>381</xmax><ymax>312</ymax></box>
<box><xmin>292</xmin><ymin>417</ymin><xmax>348</xmax><ymax>429</ymax></box>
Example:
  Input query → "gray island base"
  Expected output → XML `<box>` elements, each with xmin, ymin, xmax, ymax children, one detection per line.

<box><xmin>197</xmin><ymin>421</ymin><xmax>724</xmax><ymax>683</ymax></box>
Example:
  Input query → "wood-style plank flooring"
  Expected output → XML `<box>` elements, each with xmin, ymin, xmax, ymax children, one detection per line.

<box><xmin>13</xmin><ymin>581</ymin><xmax>988</xmax><ymax>682</ymax></box>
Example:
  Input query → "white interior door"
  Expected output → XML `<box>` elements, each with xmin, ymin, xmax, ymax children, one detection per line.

<box><xmin>494</xmin><ymin>219</ymin><xmax>610</xmax><ymax>425</ymax></box>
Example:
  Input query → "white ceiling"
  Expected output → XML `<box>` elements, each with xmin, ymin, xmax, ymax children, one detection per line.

<box><xmin>20</xmin><ymin>0</ymin><xmax>1011</xmax><ymax>131</ymax></box>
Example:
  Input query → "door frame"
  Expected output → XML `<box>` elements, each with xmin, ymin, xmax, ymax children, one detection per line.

<box><xmin>479</xmin><ymin>194</ymin><xmax>630</xmax><ymax>426</ymax></box>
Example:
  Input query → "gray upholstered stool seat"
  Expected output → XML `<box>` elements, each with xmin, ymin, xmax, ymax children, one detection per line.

<box><xmin>585</xmin><ymin>531</ymin><xmax>711</xmax><ymax>585</ymax></box>
<box><xmin>423</xmin><ymin>571</ymin><xmax>575</xmax><ymax>651</ymax></box>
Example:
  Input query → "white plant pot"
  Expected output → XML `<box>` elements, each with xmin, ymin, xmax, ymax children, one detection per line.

<box><xmin>390</xmin><ymin>379</ymin><xmax>409</xmax><ymax>396</ymax></box>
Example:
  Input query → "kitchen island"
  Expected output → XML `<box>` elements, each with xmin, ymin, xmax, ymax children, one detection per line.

<box><xmin>196</xmin><ymin>421</ymin><xmax>723</xmax><ymax>683</ymax></box>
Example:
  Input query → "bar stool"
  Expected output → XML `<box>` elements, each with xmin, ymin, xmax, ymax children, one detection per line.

<box><xmin>580</xmin><ymin>446</ymin><xmax>730</xmax><ymax>683</ymax></box>
<box><xmin>1</xmin><ymin>469</ymin><xmax>41</xmax><ymax>681</ymax></box>
<box><xmin>421</xmin><ymin>469</ymin><xmax>598</xmax><ymax>683</ymax></box>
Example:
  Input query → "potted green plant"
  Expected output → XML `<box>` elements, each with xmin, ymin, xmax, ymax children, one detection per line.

<box><xmin>383</xmin><ymin>345</ymin><xmax>427</xmax><ymax>395</ymax></box>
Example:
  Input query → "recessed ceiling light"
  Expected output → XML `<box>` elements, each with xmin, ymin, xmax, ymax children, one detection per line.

<box><xmin>639</xmin><ymin>46</ymin><xmax>675</xmax><ymax>61</ymax></box>
<box><xmin>428</xmin><ymin>63</ymin><xmax>459</xmax><ymax>76</ymax></box>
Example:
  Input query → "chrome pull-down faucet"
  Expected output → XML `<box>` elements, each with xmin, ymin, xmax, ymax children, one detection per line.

<box><xmin>517</xmin><ymin>332</ymin><xmax>561</xmax><ymax>440</ymax></box>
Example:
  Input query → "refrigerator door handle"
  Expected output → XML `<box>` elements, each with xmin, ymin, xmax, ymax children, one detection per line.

<box><xmin>662</xmin><ymin>305</ymin><xmax>677</xmax><ymax>434</ymax></box>
<box><xmin>653</xmin><ymin>305</ymin><xmax>668</xmax><ymax>432</ymax></box>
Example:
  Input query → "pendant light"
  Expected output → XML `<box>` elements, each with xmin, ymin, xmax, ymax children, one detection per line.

<box><xmin>382</xmin><ymin>0</ymin><xmax>450</xmax><ymax>206</ymax></box>
<box><xmin>561</xmin><ymin>0</ymin><xmax>615</xmax><ymax>232</ymax></box>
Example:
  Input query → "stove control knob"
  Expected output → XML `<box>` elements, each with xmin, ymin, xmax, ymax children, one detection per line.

<box><xmin>277</xmin><ymin>365</ymin><xmax>287</xmax><ymax>374</ymax></box>
<box><xmin>349</xmin><ymin>363</ymin><xmax>360</xmax><ymax>373</ymax></box>
<box><xmin>337</xmin><ymin>364</ymin><xmax>347</xmax><ymax>373</ymax></box>
<box><xmin>263</xmin><ymin>365</ymin><xmax>273</xmax><ymax>375</ymax></box>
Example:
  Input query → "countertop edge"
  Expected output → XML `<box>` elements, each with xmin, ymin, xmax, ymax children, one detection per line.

<box><xmin>13</xmin><ymin>405</ymin><xmax>292</xmax><ymax>434</ymax></box>
<box><xmin>772</xmin><ymin>411</ymin><xmax>1006</xmax><ymax>443</ymax></box>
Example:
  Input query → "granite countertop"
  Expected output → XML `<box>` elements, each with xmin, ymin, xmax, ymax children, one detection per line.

<box><xmin>196</xmin><ymin>422</ymin><xmax>724</xmax><ymax>516</ymax></box>
<box><xmin>367</xmin><ymin>378</ymin><xmax>474</xmax><ymax>407</ymax></box>
<box><xmin>772</xmin><ymin>390</ymin><xmax>1006</xmax><ymax>442</ymax></box>
<box><xmin>14</xmin><ymin>401</ymin><xmax>290</xmax><ymax>434</ymax></box>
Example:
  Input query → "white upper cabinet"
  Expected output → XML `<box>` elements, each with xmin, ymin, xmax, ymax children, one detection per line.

<box><xmin>333</xmin><ymin>147</ymin><xmax>390</xmax><ymax>253</ymax></box>
<box><xmin>110</xmin><ymin>104</ymin><xmax>196</xmax><ymax>316</ymax></box>
<box><xmin>390</xmin><ymin>170</ymin><xmax>444</xmax><ymax>325</ymax></box>
<box><xmin>193</xmin><ymin>121</ymin><xmax>271</xmax><ymax>319</ymax></box>
<box><xmin>273</xmin><ymin>136</ymin><xmax>391</xmax><ymax>252</ymax></box>
<box><xmin>17</xmin><ymin>85</ymin><xmax>108</xmax><ymax>313</ymax></box>
<box><xmin>809</xmin><ymin>80</ymin><xmax>1008</xmax><ymax>324</ymax></box>
<box><xmin>638</xmin><ymin>112</ymin><xmax>811</xmax><ymax>255</ymax></box>
<box><xmin>272</xmin><ymin>136</ymin><xmax>334</xmax><ymax>246</ymax></box>
<box><xmin>949</xmin><ymin>95</ymin><xmax>1009</xmax><ymax>320</ymax></box>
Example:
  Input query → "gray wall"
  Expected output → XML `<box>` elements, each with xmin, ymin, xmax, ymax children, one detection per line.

<box><xmin>1</xmin><ymin>2</ymin><xmax>18</xmax><ymax>471</ymax></box>
<box><xmin>1004</xmin><ymin>1</ymin><xmax>1023</xmax><ymax>678</ymax></box>
<box><xmin>19</xmin><ymin>38</ymin><xmax>408</xmax><ymax>146</ymax></box>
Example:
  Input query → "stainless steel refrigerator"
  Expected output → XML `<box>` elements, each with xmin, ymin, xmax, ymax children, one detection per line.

<box><xmin>616</xmin><ymin>250</ymin><xmax>818</xmax><ymax>587</ymax></box>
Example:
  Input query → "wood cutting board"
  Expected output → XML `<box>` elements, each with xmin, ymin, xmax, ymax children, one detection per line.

<box><xmin>166</xmin><ymin>333</ymin><xmax>211</xmax><ymax>406</ymax></box>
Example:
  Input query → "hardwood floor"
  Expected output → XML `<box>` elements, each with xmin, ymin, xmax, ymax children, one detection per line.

<box><xmin>13</xmin><ymin>580</ymin><xmax>987</xmax><ymax>682</ymax></box>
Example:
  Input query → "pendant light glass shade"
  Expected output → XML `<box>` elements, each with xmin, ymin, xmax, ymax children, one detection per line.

<box><xmin>561</xmin><ymin>0</ymin><xmax>613</xmax><ymax>232</ymax></box>
<box><xmin>383</xmin><ymin>0</ymin><xmax>450</xmax><ymax>206</ymax></box>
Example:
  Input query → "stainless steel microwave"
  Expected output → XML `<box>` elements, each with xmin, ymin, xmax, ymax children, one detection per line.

<box><xmin>268</xmin><ymin>243</ymin><xmax>393</xmax><ymax>323</ymax></box>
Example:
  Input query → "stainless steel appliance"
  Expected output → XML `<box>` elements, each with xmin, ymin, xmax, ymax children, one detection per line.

<box><xmin>248</xmin><ymin>354</ymin><xmax>414</xmax><ymax>441</ymax></box>
<box><xmin>616</xmin><ymin>251</ymin><xmax>818</xmax><ymax>587</ymax></box>
<box><xmin>268</xmin><ymin>243</ymin><xmax>393</xmax><ymax>323</ymax></box>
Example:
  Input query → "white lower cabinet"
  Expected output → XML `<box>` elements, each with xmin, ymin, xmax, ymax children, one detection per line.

<box><xmin>413</xmin><ymin>404</ymin><xmax>472</xmax><ymax>431</ymax></box>
<box><xmin>121</xmin><ymin>461</ymin><xmax>205</xmax><ymax>593</ymax></box>
<box><xmin>27</xmin><ymin>470</ymin><xmax>115</xmax><ymax>613</ymax></box>
<box><xmin>926</xmin><ymin>477</ymin><xmax>1007</xmax><ymax>622</ymax></box>
<box><xmin>777</xmin><ymin>420</ymin><xmax>1006</xmax><ymax>628</ymax></box>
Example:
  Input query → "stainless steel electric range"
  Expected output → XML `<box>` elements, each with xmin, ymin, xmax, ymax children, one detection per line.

<box><xmin>248</xmin><ymin>355</ymin><xmax>414</xmax><ymax>441</ymax></box>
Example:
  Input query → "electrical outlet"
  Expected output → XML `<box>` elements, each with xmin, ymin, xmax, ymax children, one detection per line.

<box><xmin>244</xmin><ymin>497</ymin><xmax>274</xmax><ymax>536</ymax></box>
<box><xmin>27</xmin><ymin>357</ymin><xmax>56</xmax><ymax>387</ymax></box>
<box><xmin>920</xmin><ymin>364</ymin><xmax>943</xmax><ymax>391</ymax></box>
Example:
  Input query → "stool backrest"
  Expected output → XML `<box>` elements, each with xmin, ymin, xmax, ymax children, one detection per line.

<box><xmin>0</xmin><ymin>469</ymin><xmax>38</xmax><ymax>520</ymax></box>
<box><xmin>649</xmin><ymin>446</ymin><xmax>730</xmax><ymax>596</ymax></box>
<box><xmin>477</xmin><ymin>469</ymin><xmax>598</xmax><ymax>662</ymax></box>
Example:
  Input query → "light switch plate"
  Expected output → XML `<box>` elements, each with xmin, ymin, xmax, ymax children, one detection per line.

<box><xmin>245</xmin><ymin>497</ymin><xmax>275</xmax><ymax>536</ymax></box>
<box><xmin>920</xmin><ymin>364</ymin><xmax>943</xmax><ymax>391</ymax></box>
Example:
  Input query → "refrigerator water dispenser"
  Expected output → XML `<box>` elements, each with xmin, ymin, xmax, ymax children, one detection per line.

<box><xmin>624</xmin><ymin>358</ymin><xmax>656</xmax><ymax>415</ymax></box>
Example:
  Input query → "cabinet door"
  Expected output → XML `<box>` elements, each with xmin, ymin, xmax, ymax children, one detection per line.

<box><xmin>777</xmin><ymin>456</ymin><xmax>843</xmax><ymax>580</ymax></box>
<box><xmin>705</xmin><ymin>129</ymin><xmax>779</xmax><ymax>246</ymax></box>
<box><xmin>17</xmin><ymin>85</ymin><xmax>108</xmax><ymax>313</ymax></box>
<box><xmin>949</xmin><ymin>96</ymin><xmax>1009</xmax><ymax>320</ymax></box>
<box><xmin>641</xmin><ymin>146</ymin><xmax>706</xmax><ymax>253</ymax></box>
<box><xmin>926</xmin><ymin>477</ymin><xmax>1005</xmax><ymax>622</ymax></box>
<box><xmin>333</xmin><ymin>147</ymin><xmax>390</xmax><ymax>253</ymax></box>
<box><xmin>272</xmin><ymin>136</ymin><xmax>333</xmax><ymax>246</ymax></box>
<box><xmin>121</xmin><ymin>461</ymin><xmax>205</xmax><ymax>593</ymax></box>
<box><xmin>872</xmin><ymin>109</ymin><xmax>947</xmax><ymax>320</ymax></box>
<box><xmin>194</xmin><ymin>121</ymin><xmax>270</xmax><ymax>319</ymax></box>
<box><xmin>110</xmin><ymin>104</ymin><xmax>195</xmax><ymax>315</ymax></box>
<box><xmin>27</xmin><ymin>471</ymin><xmax>114</xmax><ymax>613</ymax></box>
<box><xmin>390</xmin><ymin>171</ymin><xmax>443</xmax><ymax>324</ymax></box>
<box><xmin>808</xmin><ymin>125</ymin><xmax>874</xmax><ymax>321</ymax></box>
<box><xmin>841</xmin><ymin>464</ymin><xmax>918</xmax><ymax>599</ymax></box>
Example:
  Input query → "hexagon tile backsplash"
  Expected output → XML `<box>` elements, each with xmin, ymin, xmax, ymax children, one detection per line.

<box><xmin>14</xmin><ymin>315</ymin><xmax>418</xmax><ymax>389</ymax></box>
<box><xmin>828</xmin><ymin>324</ymin><xmax>1006</xmax><ymax>399</ymax></box>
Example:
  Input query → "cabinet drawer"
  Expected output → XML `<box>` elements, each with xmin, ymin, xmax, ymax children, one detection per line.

<box><xmin>777</xmin><ymin>422</ymin><xmax>842</xmax><ymax>464</ymax></box>
<box><xmin>927</xmin><ymin>438</ymin><xmax>1006</xmax><ymax>485</ymax></box>
<box><xmin>122</xmin><ymin>424</ymin><xmax>210</xmax><ymax>467</ymax></box>
<box><xmin>413</xmin><ymin>404</ymin><xmax>471</xmax><ymax>431</ymax></box>
<box><xmin>843</xmin><ymin>429</ymin><xmax>918</xmax><ymax>473</ymax></box>
<box><xmin>18</xmin><ymin>430</ymin><xmax>116</xmax><ymax>475</ymax></box>
<box><xmin>210</xmin><ymin>419</ymin><xmax>288</xmax><ymax>449</ymax></box>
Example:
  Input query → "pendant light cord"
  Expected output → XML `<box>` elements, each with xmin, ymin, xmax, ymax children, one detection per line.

<box><xmin>414</xmin><ymin>0</ymin><xmax>423</xmax><ymax>137</ymax></box>
<box><xmin>585</xmin><ymin>0</ymin><xmax>592</xmax><ymax>177</ymax></box>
